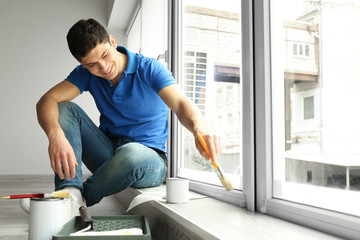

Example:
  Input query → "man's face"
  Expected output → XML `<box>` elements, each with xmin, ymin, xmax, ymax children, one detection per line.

<box><xmin>80</xmin><ymin>40</ymin><xmax>120</xmax><ymax>81</ymax></box>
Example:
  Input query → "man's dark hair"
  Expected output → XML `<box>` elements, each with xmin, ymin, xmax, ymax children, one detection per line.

<box><xmin>67</xmin><ymin>18</ymin><xmax>110</xmax><ymax>61</ymax></box>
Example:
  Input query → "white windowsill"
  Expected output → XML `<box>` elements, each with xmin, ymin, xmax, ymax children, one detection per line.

<box><xmin>114</xmin><ymin>184</ymin><xmax>340</xmax><ymax>240</ymax></box>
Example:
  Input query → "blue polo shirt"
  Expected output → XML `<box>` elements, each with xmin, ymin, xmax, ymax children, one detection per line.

<box><xmin>66</xmin><ymin>46</ymin><xmax>176</xmax><ymax>152</ymax></box>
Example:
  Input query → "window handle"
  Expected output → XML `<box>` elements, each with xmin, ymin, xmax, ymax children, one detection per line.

<box><xmin>157</xmin><ymin>50</ymin><xmax>168</xmax><ymax>63</ymax></box>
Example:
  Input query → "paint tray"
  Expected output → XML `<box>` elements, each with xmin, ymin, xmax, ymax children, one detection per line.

<box><xmin>52</xmin><ymin>215</ymin><xmax>151</xmax><ymax>239</ymax></box>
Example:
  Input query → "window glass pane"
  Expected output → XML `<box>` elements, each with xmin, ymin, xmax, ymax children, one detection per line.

<box><xmin>272</xmin><ymin>0</ymin><xmax>360</xmax><ymax>216</ymax></box>
<box><xmin>293</xmin><ymin>43</ymin><xmax>297</xmax><ymax>55</ymax></box>
<box><xmin>305</xmin><ymin>44</ymin><xmax>310</xmax><ymax>56</ymax></box>
<box><xmin>177</xmin><ymin>0</ymin><xmax>242</xmax><ymax>190</ymax></box>
<box><xmin>299</xmin><ymin>43</ymin><xmax>303</xmax><ymax>55</ymax></box>
<box><xmin>303</xmin><ymin>96</ymin><xmax>314</xmax><ymax>120</ymax></box>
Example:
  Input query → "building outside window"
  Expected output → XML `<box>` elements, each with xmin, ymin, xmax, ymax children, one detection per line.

<box><xmin>272</xmin><ymin>0</ymin><xmax>360</xmax><ymax>217</ymax></box>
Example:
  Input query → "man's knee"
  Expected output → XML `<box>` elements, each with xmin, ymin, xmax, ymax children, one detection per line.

<box><xmin>113</xmin><ymin>143</ymin><xmax>156</xmax><ymax>168</ymax></box>
<box><xmin>58</xmin><ymin>102</ymin><xmax>81</xmax><ymax>128</ymax></box>
<box><xmin>58</xmin><ymin>101</ymin><xmax>80</xmax><ymax>114</ymax></box>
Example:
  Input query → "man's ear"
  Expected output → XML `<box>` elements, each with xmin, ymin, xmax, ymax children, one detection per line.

<box><xmin>109</xmin><ymin>35</ymin><xmax>117</xmax><ymax>48</ymax></box>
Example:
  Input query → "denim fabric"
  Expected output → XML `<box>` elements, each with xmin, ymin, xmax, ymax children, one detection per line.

<box><xmin>55</xmin><ymin>102</ymin><xmax>166</xmax><ymax>207</ymax></box>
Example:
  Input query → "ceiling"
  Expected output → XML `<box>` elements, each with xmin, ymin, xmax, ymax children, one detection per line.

<box><xmin>107</xmin><ymin>0</ymin><xmax>140</xmax><ymax>32</ymax></box>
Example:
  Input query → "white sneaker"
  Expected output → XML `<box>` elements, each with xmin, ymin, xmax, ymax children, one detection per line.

<box><xmin>62</xmin><ymin>187</ymin><xmax>86</xmax><ymax>225</ymax></box>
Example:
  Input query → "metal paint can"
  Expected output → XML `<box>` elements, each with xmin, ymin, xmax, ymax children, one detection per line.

<box><xmin>166</xmin><ymin>178</ymin><xmax>189</xmax><ymax>203</ymax></box>
<box><xmin>28</xmin><ymin>198</ymin><xmax>64</xmax><ymax>240</ymax></box>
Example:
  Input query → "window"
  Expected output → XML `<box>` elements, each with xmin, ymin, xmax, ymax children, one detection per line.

<box><xmin>226</xmin><ymin>86</ymin><xmax>234</xmax><ymax>104</ymax></box>
<box><xmin>303</xmin><ymin>96</ymin><xmax>314</xmax><ymax>120</ymax></box>
<box><xmin>272</xmin><ymin>0</ymin><xmax>360</xmax><ymax>215</ymax></box>
<box><xmin>174</xmin><ymin>0</ymin><xmax>242</xmax><ymax>199</ymax></box>
<box><xmin>183</xmin><ymin>51</ymin><xmax>207</xmax><ymax>115</ymax></box>
<box><xmin>292</xmin><ymin>43</ymin><xmax>310</xmax><ymax>57</ymax></box>
<box><xmin>169</xmin><ymin>0</ymin><xmax>359</xmax><ymax>238</ymax></box>
<box><xmin>263</xmin><ymin>0</ymin><xmax>360</xmax><ymax>237</ymax></box>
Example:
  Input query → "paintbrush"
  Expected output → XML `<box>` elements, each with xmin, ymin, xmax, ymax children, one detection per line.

<box><xmin>197</xmin><ymin>132</ymin><xmax>234</xmax><ymax>191</ymax></box>
<box><xmin>0</xmin><ymin>189</ymin><xmax>70</xmax><ymax>199</ymax></box>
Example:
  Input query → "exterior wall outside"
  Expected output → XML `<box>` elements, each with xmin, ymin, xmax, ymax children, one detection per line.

<box><xmin>287</xmin><ymin>0</ymin><xmax>360</xmax><ymax>154</ymax></box>
<box><xmin>319</xmin><ymin>1</ymin><xmax>360</xmax><ymax>154</ymax></box>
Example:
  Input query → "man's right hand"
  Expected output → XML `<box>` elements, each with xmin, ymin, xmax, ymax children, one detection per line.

<box><xmin>48</xmin><ymin>129</ymin><xmax>78</xmax><ymax>180</ymax></box>
<box><xmin>36</xmin><ymin>80</ymin><xmax>81</xmax><ymax>180</ymax></box>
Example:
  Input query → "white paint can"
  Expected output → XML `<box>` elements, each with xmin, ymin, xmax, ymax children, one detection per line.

<box><xmin>29</xmin><ymin>198</ymin><xmax>64</xmax><ymax>240</ymax></box>
<box><xmin>166</xmin><ymin>178</ymin><xmax>189</xmax><ymax>203</ymax></box>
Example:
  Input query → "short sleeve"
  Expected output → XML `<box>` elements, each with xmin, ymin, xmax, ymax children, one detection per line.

<box><xmin>145</xmin><ymin>59</ymin><xmax>176</xmax><ymax>93</ymax></box>
<box><xmin>66</xmin><ymin>65</ymin><xmax>91</xmax><ymax>93</ymax></box>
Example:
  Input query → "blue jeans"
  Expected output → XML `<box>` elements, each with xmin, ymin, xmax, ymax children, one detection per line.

<box><xmin>54</xmin><ymin>102</ymin><xmax>167</xmax><ymax>207</ymax></box>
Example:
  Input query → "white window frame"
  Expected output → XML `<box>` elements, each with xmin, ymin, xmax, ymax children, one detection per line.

<box><xmin>168</xmin><ymin>1</ymin><xmax>360</xmax><ymax>237</ymax></box>
<box><xmin>254</xmin><ymin>0</ymin><xmax>360</xmax><ymax>239</ymax></box>
<box><xmin>168</xmin><ymin>0</ymin><xmax>360</xmax><ymax>237</ymax></box>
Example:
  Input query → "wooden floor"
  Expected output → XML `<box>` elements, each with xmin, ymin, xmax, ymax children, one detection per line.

<box><xmin>0</xmin><ymin>175</ymin><xmax>125</xmax><ymax>240</ymax></box>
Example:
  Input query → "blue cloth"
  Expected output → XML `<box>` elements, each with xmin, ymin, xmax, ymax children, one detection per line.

<box><xmin>66</xmin><ymin>46</ymin><xmax>176</xmax><ymax>152</ymax></box>
<box><xmin>55</xmin><ymin>102</ymin><xmax>166</xmax><ymax>207</ymax></box>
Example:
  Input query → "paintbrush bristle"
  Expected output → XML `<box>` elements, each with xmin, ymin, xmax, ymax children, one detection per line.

<box><xmin>0</xmin><ymin>196</ymin><xmax>10</xmax><ymax>199</ymax></box>
<box><xmin>52</xmin><ymin>189</ymin><xmax>70</xmax><ymax>198</ymax></box>
<box><xmin>220</xmin><ymin>176</ymin><xmax>234</xmax><ymax>191</ymax></box>
<box><xmin>215</xmin><ymin>166</ymin><xmax>234</xmax><ymax>191</ymax></box>
<box><xmin>196</xmin><ymin>132</ymin><xmax>234</xmax><ymax>191</ymax></box>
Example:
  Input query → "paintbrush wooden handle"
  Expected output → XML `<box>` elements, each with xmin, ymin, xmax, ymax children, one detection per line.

<box><xmin>197</xmin><ymin>132</ymin><xmax>219</xmax><ymax>169</ymax></box>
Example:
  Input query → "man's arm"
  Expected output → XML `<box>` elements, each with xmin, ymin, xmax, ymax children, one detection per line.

<box><xmin>158</xmin><ymin>84</ymin><xmax>220</xmax><ymax>163</ymax></box>
<box><xmin>36</xmin><ymin>80</ymin><xmax>80</xmax><ymax>180</ymax></box>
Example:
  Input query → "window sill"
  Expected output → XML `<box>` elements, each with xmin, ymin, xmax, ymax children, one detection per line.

<box><xmin>114</xmin><ymin>184</ymin><xmax>339</xmax><ymax>240</ymax></box>
<box><xmin>266</xmin><ymin>198</ymin><xmax>360</xmax><ymax>240</ymax></box>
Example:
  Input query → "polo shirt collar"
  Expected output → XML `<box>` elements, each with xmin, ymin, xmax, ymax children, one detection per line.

<box><xmin>117</xmin><ymin>46</ymin><xmax>138</xmax><ymax>74</ymax></box>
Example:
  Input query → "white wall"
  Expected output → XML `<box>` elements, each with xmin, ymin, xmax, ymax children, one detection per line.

<box><xmin>126</xmin><ymin>0</ymin><xmax>167</xmax><ymax>58</ymax></box>
<box><xmin>140</xmin><ymin>0</ymin><xmax>167</xmax><ymax>58</ymax></box>
<box><xmin>0</xmin><ymin>0</ymin><xmax>119</xmax><ymax>174</ymax></box>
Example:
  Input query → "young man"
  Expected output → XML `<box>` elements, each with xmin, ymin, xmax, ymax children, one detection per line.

<box><xmin>32</xmin><ymin>18</ymin><xmax>220</xmax><ymax>222</ymax></box>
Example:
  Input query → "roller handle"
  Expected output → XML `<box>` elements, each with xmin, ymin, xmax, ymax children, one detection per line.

<box><xmin>79</xmin><ymin>206</ymin><xmax>93</xmax><ymax>225</ymax></box>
